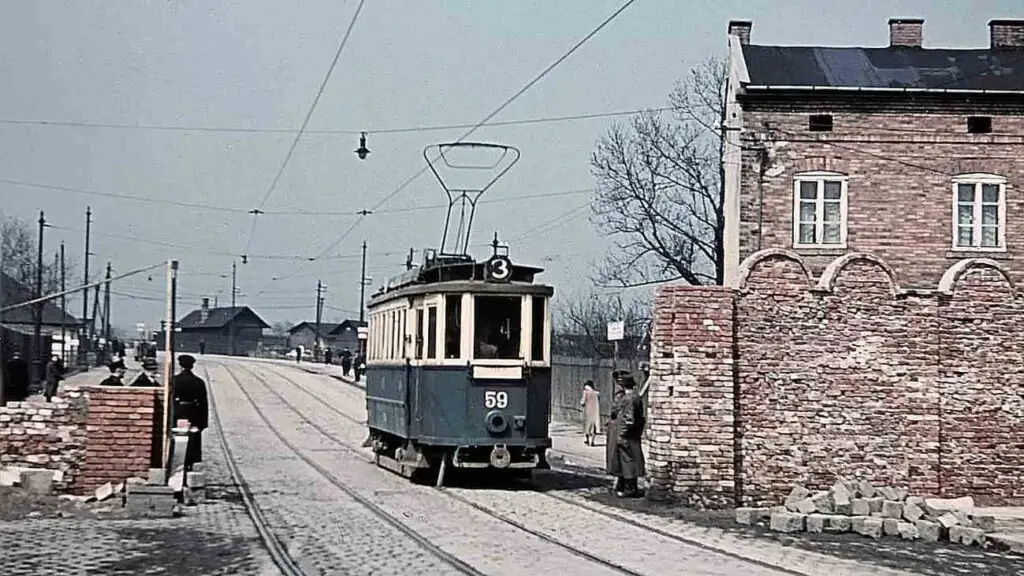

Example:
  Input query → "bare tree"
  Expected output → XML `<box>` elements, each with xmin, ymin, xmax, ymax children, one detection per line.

<box><xmin>590</xmin><ymin>56</ymin><xmax>726</xmax><ymax>287</ymax></box>
<box><xmin>270</xmin><ymin>320</ymin><xmax>292</xmax><ymax>337</ymax></box>
<box><xmin>554</xmin><ymin>288</ymin><xmax>651</xmax><ymax>359</ymax></box>
<box><xmin>1</xmin><ymin>215</ymin><xmax>74</xmax><ymax>296</ymax></box>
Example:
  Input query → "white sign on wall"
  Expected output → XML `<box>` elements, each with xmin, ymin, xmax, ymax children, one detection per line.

<box><xmin>357</xmin><ymin>326</ymin><xmax>368</xmax><ymax>340</ymax></box>
<box><xmin>606</xmin><ymin>320</ymin><xmax>625</xmax><ymax>341</ymax></box>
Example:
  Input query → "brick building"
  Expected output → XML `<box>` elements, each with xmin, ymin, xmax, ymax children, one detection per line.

<box><xmin>722</xmin><ymin>18</ymin><xmax>1024</xmax><ymax>288</ymax></box>
<box><xmin>174</xmin><ymin>298</ymin><xmax>269</xmax><ymax>356</ymax></box>
<box><xmin>646</xmin><ymin>18</ymin><xmax>1024</xmax><ymax>508</ymax></box>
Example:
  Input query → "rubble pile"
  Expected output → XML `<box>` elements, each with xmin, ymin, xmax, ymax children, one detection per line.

<box><xmin>735</xmin><ymin>478</ymin><xmax>996</xmax><ymax>547</ymax></box>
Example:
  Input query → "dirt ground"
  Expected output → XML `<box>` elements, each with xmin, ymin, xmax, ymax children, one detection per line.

<box><xmin>0</xmin><ymin>486</ymin><xmax>131</xmax><ymax>521</ymax></box>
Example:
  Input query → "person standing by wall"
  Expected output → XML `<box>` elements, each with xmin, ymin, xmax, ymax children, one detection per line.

<box><xmin>172</xmin><ymin>354</ymin><xmax>209</xmax><ymax>472</ymax></box>
<box><xmin>579</xmin><ymin>380</ymin><xmax>601</xmax><ymax>446</ymax></box>
<box><xmin>611</xmin><ymin>373</ymin><xmax>646</xmax><ymax>498</ymax></box>
<box><xmin>44</xmin><ymin>354</ymin><xmax>63</xmax><ymax>402</ymax></box>
<box><xmin>5</xmin><ymin>352</ymin><xmax>29</xmax><ymax>402</ymax></box>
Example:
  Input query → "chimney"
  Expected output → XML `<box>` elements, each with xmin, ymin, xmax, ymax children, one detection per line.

<box><xmin>728</xmin><ymin>20</ymin><xmax>752</xmax><ymax>45</ymax></box>
<box><xmin>200</xmin><ymin>297</ymin><xmax>210</xmax><ymax>323</ymax></box>
<box><xmin>889</xmin><ymin>18</ymin><xmax>924</xmax><ymax>47</ymax></box>
<box><xmin>990</xmin><ymin>19</ymin><xmax>1024</xmax><ymax>49</ymax></box>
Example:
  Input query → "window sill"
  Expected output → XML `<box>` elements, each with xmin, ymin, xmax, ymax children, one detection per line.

<box><xmin>945</xmin><ymin>250</ymin><xmax>1012</xmax><ymax>260</ymax></box>
<box><xmin>792</xmin><ymin>246</ymin><xmax>848</xmax><ymax>256</ymax></box>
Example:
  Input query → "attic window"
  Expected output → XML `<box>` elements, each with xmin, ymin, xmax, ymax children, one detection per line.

<box><xmin>809</xmin><ymin>114</ymin><xmax>833</xmax><ymax>132</ymax></box>
<box><xmin>967</xmin><ymin>116</ymin><xmax>992</xmax><ymax>134</ymax></box>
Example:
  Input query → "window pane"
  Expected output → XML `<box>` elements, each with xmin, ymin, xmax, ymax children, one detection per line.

<box><xmin>444</xmin><ymin>295</ymin><xmax>461</xmax><ymax>359</ymax></box>
<box><xmin>822</xmin><ymin>222</ymin><xmax>841</xmax><ymax>244</ymax></box>
<box><xmin>415</xmin><ymin>309</ymin><xmax>424</xmax><ymax>359</ymax></box>
<box><xmin>823</xmin><ymin>201</ymin><xmax>841</xmax><ymax>223</ymax></box>
<box><xmin>799</xmin><ymin>181</ymin><xmax>817</xmax><ymax>200</ymax></box>
<box><xmin>474</xmin><ymin>295</ymin><xmax>522</xmax><ymax>359</ymax></box>
<box><xmin>982</xmin><ymin>184</ymin><xmax>999</xmax><ymax>203</ymax></box>
<box><xmin>530</xmin><ymin>296</ymin><xmax>545</xmax><ymax>362</ymax></box>
<box><xmin>427</xmin><ymin>307</ymin><xmax>437</xmax><ymax>359</ymax></box>
<box><xmin>798</xmin><ymin>223</ymin><xmax>815</xmax><ymax>244</ymax></box>
<box><xmin>982</xmin><ymin>226</ymin><xmax>999</xmax><ymax>247</ymax></box>
<box><xmin>957</xmin><ymin>204</ymin><xmax>974</xmax><ymax>225</ymax></box>
<box><xmin>823</xmin><ymin>181</ymin><xmax>842</xmax><ymax>200</ymax></box>
<box><xmin>982</xmin><ymin>204</ymin><xmax>998</xmax><ymax>225</ymax></box>
<box><xmin>799</xmin><ymin>201</ymin><xmax>816</xmax><ymax>223</ymax></box>
<box><xmin>957</xmin><ymin>184</ymin><xmax>974</xmax><ymax>203</ymax></box>
<box><xmin>401</xmin><ymin>310</ymin><xmax>407</xmax><ymax>359</ymax></box>
<box><xmin>957</xmin><ymin>226</ymin><xmax>974</xmax><ymax>247</ymax></box>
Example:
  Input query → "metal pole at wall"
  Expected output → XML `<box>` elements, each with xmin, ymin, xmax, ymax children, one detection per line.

<box><xmin>59</xmin><ymin>243</ymin><xmax>66</xmax><ymax>366</ymax></box>
<box><xmin>0</xmin><ymin>221</ymin><xmax>6</xmax><ymax>406</ymax></box>
<box><xmin>80</xmin><ymin>207</ymin><xmax>91</xmax><ymax>366</ymax></box>
<box><xmin>103</xmin><ymin>262</ymin><xmax>111</xmax><ymax>344</ymax></box>
<box><xmin>31</xmin><ymin>211</ymin><xmax>44</xmax><ymax>387</ymax></box>
<box><xmin>161</xmin><ymin>260</ymin><xmax>178</xmax><ymax>468</ymax></box>
<box><xmin>359</xmin><ymin>240</ymin><xmax>367</xmax><ymax>357</ymax></box>
<box><xmin>314</xmin><ymin>280</ymin><xmax>323</xmax><ymax>362</ymax></box>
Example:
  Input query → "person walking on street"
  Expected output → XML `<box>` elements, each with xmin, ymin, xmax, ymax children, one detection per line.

<box><xmin>199</xmin><ymin>339</ymin><xmax>206</xmax><ymax>356</ymax></box>
<box><xmin>580</xmin><ymin>380</ymin><xmax>601</xmax><ymax>446</ymax></box>
<box><xmin>324</xmin><ymin>347</ymin><xmax>333</xmax><ymax>366</ymax></box>
<box><xmin>44</xmin><ymin>355</ymin><xmax>63</xmax><ymax>402</ymax></box>
<box><xmin>172</xmin><ymin>355</ymin><xmax>209</xmax><ymax>472</ymax></box>
<box><xmin>340</xmin><ymin>348</ymin><xmax>352</xmax><ymax>377</ymax></box>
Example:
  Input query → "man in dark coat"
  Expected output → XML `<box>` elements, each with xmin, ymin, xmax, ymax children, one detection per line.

<box><xmin>172</xmin><ymin>354</ymin><xmax>209</xmax><ymax>472</ymax></box>
<box><xmin>340</xmin><ymin>348</ymin><xmax>352</xmax><ymax>376</ymax></box>
<box><xmin>324</xmin><ymin>347</ymin><xmax>333</xmax><ymax>366</ymax></box>
<box><xmin>4</xmin><ymin>352</ymin><xmax>29</xmax><ymax>402</ymax></box>
<box><xmin>44</xmin><ymin>355</ymin><xmax>64</xmax><ymax>402</ymax></box>
<box><xmin>98</xmin><ymin>362</ymin><xmax>126</xmax><ymax>386</ymax></box>
<box><xmin>609</xmin><ymin>372</ymin><xmax>646</xmax><ymax>498</ymax></box>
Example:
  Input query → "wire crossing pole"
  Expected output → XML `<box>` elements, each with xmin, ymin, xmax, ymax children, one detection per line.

<box><xmin>359</xmin><ymin>240</ymin><xmax>367</xmax><ymax>323</ymax></box>
<box><xmin>162</xmin><ymin>260</ymin><xmax>178</xmax><ymax>468</ymax></box>
<box><xmin>314</xmin><ymin>280</ymin><xmax>323</xmax><ymax>362</ymax></box>
<box><xmin>80</xmin><ymin>207</ymin><xmax>91</xmax><ymax>366</ymax></box>
<box><xmin>32</xmin><ymin>211</ymin><xmax>45</xmax><ymax>388</ymax></box>
<box><xmin>59</xmin><ymin>243</ymin><xmax>66</xmax><ymax>366</ymax></box>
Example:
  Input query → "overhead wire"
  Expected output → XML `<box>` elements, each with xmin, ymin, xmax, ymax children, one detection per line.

<box><xmin>242</xmin><ymin>0</ymin><xmax>367</xmax><ymax>257</ymax></box>
<box><xmin>274</xmin><ymin>0</ymin><xmax>639</xmax><ymax>284</ymax></box>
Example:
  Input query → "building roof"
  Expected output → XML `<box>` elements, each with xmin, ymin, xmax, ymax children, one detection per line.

<box><xmin>326</xmin><ymin>319</ymin><xmax>366</xmax><ymax>336</ymax></box>
<box><xmin>742</xmin><ymin>45</ymin><xmax>1024</xmax><ymax>92</ymax></box>
<box><xmin>0</xmin><ymin>271</ymin><xmax>81</xmax><ymax>327</ymax></box>
<box><xmin>178</xmin><ymin>306</ymin><xmax>270</xmax><ymax>330</ymax></box>
<box><xmin>288</xmin><ymin>321</ymin><xmax>339</xmax><ymax>335</ymax></box>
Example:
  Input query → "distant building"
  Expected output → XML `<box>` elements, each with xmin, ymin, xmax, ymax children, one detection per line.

<box><xmin>175</xmin><ymin>298</ymin><xmax>269</xmax><ymax>356</ymax></box>
<box><xmin>0</xmin><ymin>271</ymin><xmax>82</xmax><ymax>358</ymax></box>
<box><xmin>327</xmin><ymin>319</ymin><xmax>365</xmax><ymax>354</ymax></box>
<box><xmin>287</xmin><ymin>319</ymin><xmax>365</xmax><ymax>354</ymax></box>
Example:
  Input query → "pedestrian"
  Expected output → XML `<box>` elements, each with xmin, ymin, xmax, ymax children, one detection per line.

<box><xmin>199</xmin><ymin>339</ymin><xmax>206</xmax><ymax>356</ymax></box>
<box><xmin>324</xmin><ymin>347</ymin><xmax>333</xmax><ymax>366</ymax></box>
<box><xmin>4</xmin><ymin>352</ymin><xmax>29</xmax><ymax>402</ymax></box>
<box><xmin>98</xmin><ymin>361</ymin><xmax>126</xmax><ymax>386</ymax></box>
<box><xmin>579</xmin><ymin>380</ymin><xmax>601</xmax><ymax>446</ymax></box>
<box><xmin>130</xmin><ymin>357</ymin><xmax>160</xmax><ymax>387</ymax></box>
<box><xmin>44</xmin><ymin>354</ymin><xmax>63</xmax><ymax>402</ymax></box>
<box><xmin>610</xmin><ymin>372</ymin><xmax>646</xmax><ymax>498</ymax></box>
<box><xmin>353</xmin><ymin>351</ymin><xmax>366</xmax><ymax>382</ymax></box>
<box><xmin>295</xmin><ymin>346</ymin><xmax>302</xmax><ymax>363</ymax></box>
<box><xmin>172</xmin><ymin>354</ymin><xmax>208</xmax><ymax>472</ymax></box>
<box><xmin>340</xmin><ymin>348</ymin><xmax>352</xmax><ymax>376</ymax></box>
<box><xmin>605</xmin><ymin>375</ymin><xmax>626</xmax><ymax>492</ymax></box>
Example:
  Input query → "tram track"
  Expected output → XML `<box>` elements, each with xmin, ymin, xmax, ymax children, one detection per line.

<box><xmin>233</xmin><ymin>358</ymin><xmax>655</xmax><ymax>573</ymax></box>
<box><xmin>215</xmin><ymin>361</ymin><xmax>487</xmax><ymax>576</ymax></box>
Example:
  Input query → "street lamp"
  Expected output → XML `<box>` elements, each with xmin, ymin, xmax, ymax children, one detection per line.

<box><xmin>355</xmin><ymin>132</ymin><xmax>370</xmax><ymax>160</ymax></box>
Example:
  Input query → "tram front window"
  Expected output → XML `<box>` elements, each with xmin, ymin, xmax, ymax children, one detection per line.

<box><xmin>474</xmin><ymin>295</ymin><xmax>521</xmax><ymax>359</ymax></box>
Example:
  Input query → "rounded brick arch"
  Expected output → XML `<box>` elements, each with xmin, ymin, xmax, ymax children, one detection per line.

<box><xmin>938</xmin><ymin>258</ymin><xmax>1015</xmax><ymax>296</ymax></box>
<box><xmin>814</xmin><ymin>252</ymin><xmax>900</xmax><ymax>296</ymax></box>
<box><xmin>735</xmin><ymin>249</ymin><xmax>812</xmax><ymax>290</ymax></box>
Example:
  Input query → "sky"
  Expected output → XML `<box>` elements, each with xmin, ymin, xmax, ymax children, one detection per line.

<box><xmin>1</xmin><ymin>0</ymin><xmax>1019</xmax><ymax>334</ymax></box>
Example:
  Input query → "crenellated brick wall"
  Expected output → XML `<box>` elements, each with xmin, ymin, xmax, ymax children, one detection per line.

<box><xmin>0</xmin><ymin>385</ymin><xmax>164</xmax><ymax>494</ymax></box>
<box><xmin>648</xmin><ymin>249</ymin><xmax>1024</xmax><ymax>508</ymax></box>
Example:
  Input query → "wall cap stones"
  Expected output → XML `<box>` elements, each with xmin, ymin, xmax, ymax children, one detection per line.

<box><xmin>735</xmin><ymin>248</ymin><xmax>812</xmax><ymax>290</ymax></box>
<box><xmin>937</xmin><ymin>257</ymin><xmax>1016</xmax><ymax>296</ymax></box>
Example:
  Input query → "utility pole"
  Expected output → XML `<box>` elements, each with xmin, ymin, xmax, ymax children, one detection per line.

<box><xmin>359</xmin><ymin>240</ymin><xmax>367</xmax><ymax>323</ymax></box>
<box><xmin>314</xmin><ymin>280</ymin><xmax>323</xmax><ymax>362</ymax></box>
<box><xmin>80</xmin><ymin>207</ymin><xmax>91</xmax><ymax>366</ymax></box>
<box><xmin>103</xmin><ymin>262</ymin><xmax>111</xmax><ymax>344</ymax></box>
<box><xmin>60</xmin><ymin>242</ymin><xmax>66</xmax><ymax>366</ymax></box>
<box><xmin>0</xmin><ymin>221</ymin><xmax>6</xmax><ymax>406</ymax></box>
<box><xmin>31</xmin><ymin>211</ymin><xmax>44</xmax><ymax>387</ymax></box>
<box><xmin>231</xmin><ymin>261</ymin><xmax>237</xmax><ymax>308</ymax></box>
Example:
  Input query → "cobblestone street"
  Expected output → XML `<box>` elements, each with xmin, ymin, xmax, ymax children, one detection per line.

<box><xmin>3</xmin><ymin>357</ymin><xmax>1023</xmax><ymax>575</ymax></box>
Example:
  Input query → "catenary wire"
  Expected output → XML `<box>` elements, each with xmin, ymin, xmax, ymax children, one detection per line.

<box><xmin>242</xmin><ymin>0</ymin><xmax>367</xmax><ymax>256</ymax></box>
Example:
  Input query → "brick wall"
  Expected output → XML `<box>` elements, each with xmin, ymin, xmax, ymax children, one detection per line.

<box><xmin>648</xmin><ymin>249</ymin><xmax>1024</xmax><ymax>508</ymax></box>
<box><xmin>737</xmin><ymin>106</ymin><xmax>1024</xmax><ymax>290</ymax></box>
<box><xmin>79</xmin><ymin>386</ymin><xmax>163</xmax><ymax>492</ymax></box>
<box><xmin>0</xmin><ymin>390</ymin><xmax>89</xmax><ymax>491</ymax></box>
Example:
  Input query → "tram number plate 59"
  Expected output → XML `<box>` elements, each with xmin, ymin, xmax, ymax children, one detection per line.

<box><xmin>484</xmin><ymin>390</ymin><xmax>509</xmax><ymax>409</ymax></box>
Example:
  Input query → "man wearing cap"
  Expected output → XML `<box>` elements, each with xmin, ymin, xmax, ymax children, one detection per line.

<box><xmin>98</xmin><ymin>361</ymin><xmax>126</xmax><ymax>386</ymax></box>
<box><xmin>172</xmin><ymin>355</ymin><xmax>208</xmax><ymax>471</ymax></box>
<box><xmin>608</xmin><ymin>371</ymin><xmax>646</xmax><ymax>498</ymax></box>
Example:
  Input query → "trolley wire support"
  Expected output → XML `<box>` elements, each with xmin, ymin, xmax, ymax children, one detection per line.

<box><xmin>423</xmin><ymin>142</ymin><xmax>520</xmax><ymax>257</ymax></box>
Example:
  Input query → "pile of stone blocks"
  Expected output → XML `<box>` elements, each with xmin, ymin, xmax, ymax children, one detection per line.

<box><xmin>736</xmin><ymin>478</ymin><xmax>997</xmax><ymax>547</ymax></box>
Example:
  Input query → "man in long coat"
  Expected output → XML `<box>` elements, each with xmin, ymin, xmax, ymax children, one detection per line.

<box><xmin>4</xmin><ymin>353</ymin><xmax>29</xmax><ymax>402</ymax></box>
<box><xmin>607</xmin><ymin>371</ymin><xmax>646</xmax><ymax>498</ymax></box>
<box><xmin>172</xmin><ymin>355</ymin><xmax>209</xmax><ymax>471</ymax></box>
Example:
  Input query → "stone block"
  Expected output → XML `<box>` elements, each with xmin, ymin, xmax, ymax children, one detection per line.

<box><xmin>186</xmin><ymin>471</ymin><xmax>206</xmax><ymax>489</ymax></box>
<box><xmin>903</xmin><ymin>502</ymin><xmax>925</xmax><ymax>522</ymax></box>
<box><xmin>851</xmin><ymin>498</ymin><xmax>871</xmax><ymax>516</ymax></box>
<box><xmin>735</xmin><ymin>507</ymin><xmax>771</xmax><ymax>526</ymax></box>
<box><xmin>971</xmin><ymin>515</ymin><xmax>997</xmax><ymax>533</ymax></box>
<box><xmin>924</xmin><ymin>496</ymin><xmax>974</xmax><ymax>516</ymax></box>
<box><xmin>126</xmin><ymin>495</ymin><xmax>176</xmax><ymax>518</ymax></box>
<box><xmin>0</xmin><ymin>468</ymin><xmax>20</xmax><ymax>487</ymax></box>
<box><xmin>850</xmin><ymin>516</ymin><xmax>867</xmax><ymax>533</ymax></box>
<box><xmin>823</xmin><ymin>515</ymin><xmax>851</xmax><ymax>533</ymax></box>
<box><xmin>915</xmin><ymin>520</ymin><xmax>942</xmax><ymax>542</ymax></box>
<box><xmin>796</xmin><ymin>498</ymin><xmax>817</xmax><ymax>515</ymax></box>
<box><xmin>937</xmin><ymin>512</ymin><xmax>959</xmax><ymax>529</ymax></box>
<box><xmin>883</xmin><ymin>518</ymin><xmax>901</xmax><ymax>536</ymax></box>
<box><xmin>20</xmin><ymin>470</ymin><xmax>54</xmax><ymax>495</ymax></box>
<box><xmin>95</xmin><ymin>482</ymin><xmax>115</xmax><ymax>501</ymax></box>
<box><xmin>949</xmin><ymin>526</ymin><xmax>985</xmax><ymax>546</ymax></box>
<box><xmin>857</xmin><ymin>480</ymin><xmax>877</xmax><ymax>498</ymax></box>
<box><xmin>806</xmin><ymin>514</ymin><xmax>826</xmax><ymax>533</ymax></box>
<box><xmin>831</xmin><ymin>481</ymin><xmax>852</xmax><ymax>505</ymax></box>
<box><xmin>879</xmin><ymin>487</ymin><xmax>898</xmax><ymax>500</ymax></box>
<box><xmin>811</xmin><ymin>490</ymin><xmax>833</xmax><ymax>513</ymax></box>
<box><xmin>859</xmin><ymin>518</ymin><xmax>884</xmax><ymax>539</ymax></box>
<box><xmin>905</xmin><ymin>496</ymin><xmax>924</xmax><ymax>508</ymax></box>
<box><xmin>897</xmin><ymin>522</ymin><xmax>920</xmax><ymax>540</ymax></box>
<box><xmin>147</xmin><ymin>468</ymin><xmax>166</xmax><ymax>485</ymax></box>
<box><xmin>953</xmin><ymin>510</ymin><xmax>972</xmax><ymax>526</ymax></box>
<box><xmin>881</xmin><ymin>500</ymin><xmax>903</xmax><ymax>519</ymax></box>
<box><xmin>834</xmin><ymin>502</ymin><xmax>853</xmax><ymax>515</ymax></box>
<box><xmin>866</xmin><ymin>497</ymin><xmax>884</xmax><ymax>515</ymax></box>
<box><xmin>769</xmin><ymin>512</ymin><xmax>805</xmax><ymax>533</ymax></box>
<box><xmin>784</xmin><ymin>486</ymin><xmax>811</xmax><ymax>511</ymax></box>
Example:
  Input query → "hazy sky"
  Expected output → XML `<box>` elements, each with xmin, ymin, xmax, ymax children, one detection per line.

<box><xmin>1</xmin><ymin>0</ymin><xmax>1018</xmax><ymax>333</ymax></box>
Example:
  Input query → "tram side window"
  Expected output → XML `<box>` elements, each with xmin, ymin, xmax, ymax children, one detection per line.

<box><xmin>415</xmin><ymin>308</ymin><xmax>424</xmax><ymax>359</ymax></box>
<box><xmin>530</xmin><ymin>296</ymin><xmax>545</xmax><ymax>362</ymax></box>
<box><xmin>444</xmin><ymin>295</ymin><xmax>461</xmax><ymax>359</ymax></box>
<box><xmin>474</xmin><ymin>295</ymin><xmax>522</xmax><ymax>359</ymax></box>
<box><xmin>401</xmin><ymin>309</ymin><xmax>407</xmax><ymax>359</ymax></box>
<box><xmin>427</xmin><ymin>306</ymin><xmax>437</xmax><ymax>359</ymax></box>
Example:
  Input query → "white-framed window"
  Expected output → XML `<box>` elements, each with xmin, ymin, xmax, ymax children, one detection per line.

<box><xmin>792</xmin><ymin>172</ymin><xmax>849</xmax><ymax>248</ymax></box>
<box><xmin>952</xmin><ymin>174</ymin><xmax>1007</xmax><ymax>251</ymax></box>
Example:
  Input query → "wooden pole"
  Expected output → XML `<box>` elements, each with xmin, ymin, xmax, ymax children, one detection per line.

<box><xmin>59</xmin><ymin>243</ymin><xmax>66</xmax><ymax>366</ymax></box>
<box><xmin>161</xmin><ymin>260</ymin><xmax>178</xmax><ymax>468</ymax></box>
<box><xmin>0</xmin><ymin>221</ymin><xmax>6</xmax><ymax>406</ymax></box>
